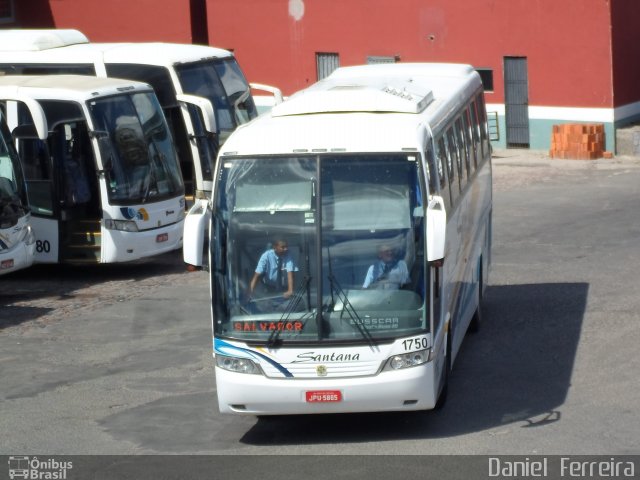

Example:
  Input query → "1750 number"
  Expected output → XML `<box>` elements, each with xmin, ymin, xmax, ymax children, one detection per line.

<box><xmin>402</xmin><ymin>337</ymin><xmax>428</xmax><ymax>351</ymax></box>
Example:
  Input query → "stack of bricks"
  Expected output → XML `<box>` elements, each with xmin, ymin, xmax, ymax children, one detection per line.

<box><xmin>549</xmin><ymin>123</ymin><xmax>612</xmax><ymax>159</ymax></box>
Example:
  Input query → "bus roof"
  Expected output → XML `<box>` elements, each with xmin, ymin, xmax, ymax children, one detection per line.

<box><xmin>0</xmin><ymin>29</ymin><xmax>89</xmax><ymax>50</ymax></box>
<box><xmin>0</xmin><ymin>29</ymin><xmax>234</xmax><ymax>66</ymax></box>
<box><xmin>222</xmin><ymin>63</ymin><xmax>482</xmax><ymax>155</ymax></box>
<box><xmin>0</xmin><ymin>75</ymin><xmax>154</xmax><ymax>102</ymax></box>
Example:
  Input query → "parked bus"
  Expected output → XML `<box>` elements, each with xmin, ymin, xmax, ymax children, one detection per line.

<box><xmin>0</xmin><ymin>96</ymin><xmax>47</xmax><ymax>274</ymax></box>
<box><xmin>0</xmin><ymin>75</ymin><xmax>185</xmax><ymax>264</ymax></box>
<box><xmin>0</xmin><ymin>29</ymin><xmax>282</xmax><ymax>205</ymax></box>
<box><xmin>183</xmin><ymin>63</ymin><xmax>493</xmax><ymax>414</ymax></box>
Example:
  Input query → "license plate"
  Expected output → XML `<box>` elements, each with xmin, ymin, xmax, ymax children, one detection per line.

<box><xmin>156</xmin><ymin>233</ymin><xmax>168</xmax><ymax>243</ymax></box>
<box><xmin>305</xmin><ymin>390</ymin><xmax>342</xmax><ymax>403</ymax></box>
<box><xmin>1</xmin><ymin>259</ymin><xmax>14</xmax><ymax>269</ymax></box>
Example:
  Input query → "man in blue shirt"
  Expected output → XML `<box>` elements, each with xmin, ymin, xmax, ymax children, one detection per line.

<box><xmin>249</xmin><ymin>238</ymin><xmax>298</xmax><ymax>299</ymax></box>
<box><xmin>363</xmin><ymin>244</ymin><xmax>409</xmax><ymax>289</ymax></box>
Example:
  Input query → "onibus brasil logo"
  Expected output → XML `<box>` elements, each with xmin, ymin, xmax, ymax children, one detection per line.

<box><xmin>8</xmin><ymin>456</ymin><xmax>73</xmax><ymax>479</ymax></box>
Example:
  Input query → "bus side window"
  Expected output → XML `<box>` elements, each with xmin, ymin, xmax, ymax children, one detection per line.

<box><xmin>424</xmin><ymin>143</ymin><xmax>437</xmax><ymax>195</ymax></box>
<box><xmin>476</xmin><ymin>93</ymin><xmax>491</xmax><ymax>158</ymax></box>
<box><xmin>454</xmin><ymin>118</ymin><xmax>468</xmax><ymax>186</ymax></box>
<box><xmin>14</xmin><ymin>102</ymin><xmax>55</xmax><ymax>216</ymax></box>
<box><xmin>436</xmin><ymin>137</ymin><xmax>452</xmax><ymax>212</ymax></box>
<box><xmin>17</xmin><ymin>137</ymin><xmax>54</xmax><ymax>216</ymax></box>
<box><xmin>470</xmin><ymin>100</ymin><xmax>482</xmax><ymax>166</ymax></box>
<box><xmin>445</xmin><ymin>128</ymin><xmax>460</xmax><ymax>202</ymax></box>
<box><xmin>463</xmin><ymin>109</ymin><xmax>476</xmax><ymax>173</ymax></box>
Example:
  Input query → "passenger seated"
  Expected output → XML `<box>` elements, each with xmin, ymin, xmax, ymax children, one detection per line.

<box><xmin>362</xmin><ymin>244</ymin><xmax>409</xmax><ymax>290</ymax></box>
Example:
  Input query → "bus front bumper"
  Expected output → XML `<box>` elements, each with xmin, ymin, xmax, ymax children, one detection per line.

<box><xmin>215</xmin><ymin>363</ymin><xmax>437</xmax><ymax>415</ymax></box>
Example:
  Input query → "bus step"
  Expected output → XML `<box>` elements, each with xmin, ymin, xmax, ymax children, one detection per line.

<box><xmin>61</xmin><ymin>244</ymin><xmax>101</xmax><ymax>263</ymax></box>
<box><xmin>68</xmin><ymin>230</ymin><xmax>101</xmax><ymax>246</ymax></box>
<box><xmin>64</xmin><ymin>220</ymin><xmax>101</xmax><ymax>246</ymax></box>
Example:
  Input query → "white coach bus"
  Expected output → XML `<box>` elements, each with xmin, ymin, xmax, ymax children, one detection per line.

<box><xmin>0</xmin><ymin>75</ymin><xmax>185</xmax><ymax>264</ymax></box>
<box><xmin>0</xmin><ymin>97</ymin><xmax>47</xmax><ymax>274</ymax></box>
<box><xmin>185</xmin><ymin>63</ymin><xmax>493</xmax><ymax>414</ymax></box>
<box><xmin>0</xmin><ymin>29</ymin><xmax>282</xmax><ymax>204</ymax></box>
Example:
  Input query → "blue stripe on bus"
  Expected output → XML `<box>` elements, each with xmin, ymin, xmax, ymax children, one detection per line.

<box><xmin>214</xmin><ymin>338</ymin><xmax>294</xmax><ymax>378</ymax></box>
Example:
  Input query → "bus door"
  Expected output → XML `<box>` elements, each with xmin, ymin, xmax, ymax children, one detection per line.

<box><xmin>13</xmin><ymin>123</ymin><xmax>59</xmax><ymax>263</ymax></box>
<box><xmin>50</xmin><ymin>119</ymin><xmax>102</xmax><ymax>263</ymax></box>
<box><xmin>15</xmin><ymin>101</ymin><xmax>101</xmax><ymax>263</ymax></box>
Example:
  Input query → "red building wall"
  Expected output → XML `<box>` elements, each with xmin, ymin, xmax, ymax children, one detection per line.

<box><xmin>9</xmin><ymin>0</ymin><xmax>640</xmax><ymax>112</ymax></box>
<box><xmin>14</xmin><ymin>0</ymin><xmax>195</xmax><ymax>43</ymax></box>
<box><xmin>208</xmin><ymin>0</ymin><xmax>615</xmax><ymax>108</ymax></box>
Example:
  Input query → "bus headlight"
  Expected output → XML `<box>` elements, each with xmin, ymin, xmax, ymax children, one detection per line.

<box><xmin>216</xmin><ymin>354</ymin><xmax>263</xmax><ymax>375</ymax></box>
<box><xmin>104</xmin><ymin>219</ymin><xmax>139</xmax><ymax>232</ymax></box>
<box><xmin>383</xmin><ymin>349</ymin><xmax>430</xmax><ymax>371</ymax></box>
<box><xmin>23</xmin><ymin>225</ymin><xmax>36</xmax><ymax>246</ymax></box>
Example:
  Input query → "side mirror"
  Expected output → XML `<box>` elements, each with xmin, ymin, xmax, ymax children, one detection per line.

<box><xmin>12</xmin><ymin>124</ymin><xmax>41</xmax><ymax>140</ymax></box>
<box><xmin>176</xmin><ymin>94</ymin><xmax>217</xmax><ymax>134</ymax></box>
<box><xmin>183</xmin><ymin>198</ymin><xmax>211</xmax><ymax>269</ymax></box>
<box><xmin>250</xmin><ymin>83</ymin><xmax>284</xmax><ymax>105</ymax></box>
<box><xmin>426</xmin><ymin>195</ymin><xmax>446</xmax><ymax>264</ymax></box>
<box><xmin>0</xmin><ymin>95</ymin><xmax>48</xmax><ymax>140</ymax></box>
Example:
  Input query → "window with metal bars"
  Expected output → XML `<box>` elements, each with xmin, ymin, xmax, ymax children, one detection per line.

<box><xmin>0</xmin><ymin>0</ymin><xmax>14</xmax><ymax>23</ymax></box>
<box><xmin>316</xmin><ymin>52</ymin><xmax>340</xmax><ymax>80</ymax></box>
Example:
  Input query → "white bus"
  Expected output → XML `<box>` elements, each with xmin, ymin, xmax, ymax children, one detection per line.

<box><xmin>185</xmin><ymin>63</ymin><xmax>493</xmax><ymax>415</ymax></box>
<box><xmin>0</xmin><ymin>96</ymin><xmax>47</xmax><ymax>275</ymax></box>
<box><xmin>0</xmin><ymin>75</ymin><xmax>186</xmax><ymax>264</ymax></box>
<box><xmin>0</xmin><ymin>29</ymin><xmax>282</xmax><ymax>204</ymax></box>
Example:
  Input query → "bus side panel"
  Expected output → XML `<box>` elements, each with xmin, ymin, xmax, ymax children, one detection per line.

<box><xmin>447</xmin><ymin>157</ymin><xmax>492</xmax><ymax>366</ymax></box>
<box><xmin>30</xmin><ymin>216</ymin><xmax>59</xmax><ymax>263</ymax></box>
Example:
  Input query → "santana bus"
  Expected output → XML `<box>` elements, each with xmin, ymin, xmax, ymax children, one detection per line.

<box><xmin>0</xmin><ymin>29</ymin><xmax>282</xmax><ymax>203</ymax></box>
<box><xmin>0</xmin><ymin>75</ymin><xmax>185</xmax><ymax>264</ymax></box>
<box><xmin>0</xmin><ymin>96</ymin><xmax>47</xmax><ymax>275</ymax></box>
<box><xmin>184</xmin><ymin>63</ymin><xmax>493</xmax><ymax>414</ymax></box>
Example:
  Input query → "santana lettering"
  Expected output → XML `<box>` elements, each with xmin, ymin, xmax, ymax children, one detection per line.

<box><xmin>292</xmin><ymin>351</ymin><xmax>360</xmax><ymax>363</ymax></box>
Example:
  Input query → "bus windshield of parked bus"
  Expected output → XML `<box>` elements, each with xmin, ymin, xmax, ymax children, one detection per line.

<box><xmin>0</xmin><ymin>113</ymin><xmax>29</xmax><ymax>226</ymax></box>
<box><xmin>211</xmin><ymin>153</ymin><xmax>428</xmax><ymax>344</ymax></box>
<box><xmin>88</xmin><ymin>92</ymin><xmax>184</xmax><ymax>204</ymax></box>
<box><xmin>175</xmin><ymin>58</ymin><xmax>258</xmax><ymax>142</ymax></box>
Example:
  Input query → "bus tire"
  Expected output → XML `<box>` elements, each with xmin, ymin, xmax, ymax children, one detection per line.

<box><xmin>469</xmin><ymin>302</ymin><xmax>481</xmax><ymax>333</ymax></box>
<box><xmin>435</xmin><ymin>333</ymin><xmax>451</xmax><ymax>410</ymax></box>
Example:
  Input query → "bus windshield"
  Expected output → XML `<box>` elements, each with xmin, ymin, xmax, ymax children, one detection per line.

<box><xmin>88</xmin><ymin>92</ymin><xmax>184</xmax><ymax>205</ymax></box>
<box><xmin>212</xmin><ymin>153</ymin><xmax>428</xmax><ymax>344</ymax></box>
<box><xmin>175</xmin><ymin>58</ymin><xmax>258</xmax><ymax>144</ymax></box>
<box><xmin>0</xmin><ymin>114</ymin><xmax>28</xmax><ymax>226</ymax></box>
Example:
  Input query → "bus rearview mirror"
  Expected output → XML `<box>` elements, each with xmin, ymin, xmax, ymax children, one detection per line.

<box><xmin>183</xmin><ymin>198</ymin><xmax>211</xmax><ymax>269</ymax></box>
<box><xmin>176</xmin><ymin>94</ymin><xmax>217</xmax><ymax>134</ymax></box>
<box><xmin>426</xmin><ymin>196</ymin><xmax>446</xmax><ymax>263</ymax></box>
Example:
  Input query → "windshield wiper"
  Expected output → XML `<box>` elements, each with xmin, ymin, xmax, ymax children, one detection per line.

<box><xmin>326</xmin><ymin>273</ymin><xmax>376</xmax><ymax>348</ymax></box>
<box><xmin>267</xmin><ymin>274</ymin><xmax>312</xmax><ymax>347</ymax></box>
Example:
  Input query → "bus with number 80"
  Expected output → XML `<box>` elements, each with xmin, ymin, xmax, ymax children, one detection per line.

<box><xmin>0</xmin><ymin>75</ymin><xmax>186</xmax><ymax>264</ymax></box>
<box><xmin>0</xmin><ymin>95</ymin><xmax>46</xmax><ymax>275</ymax></box>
